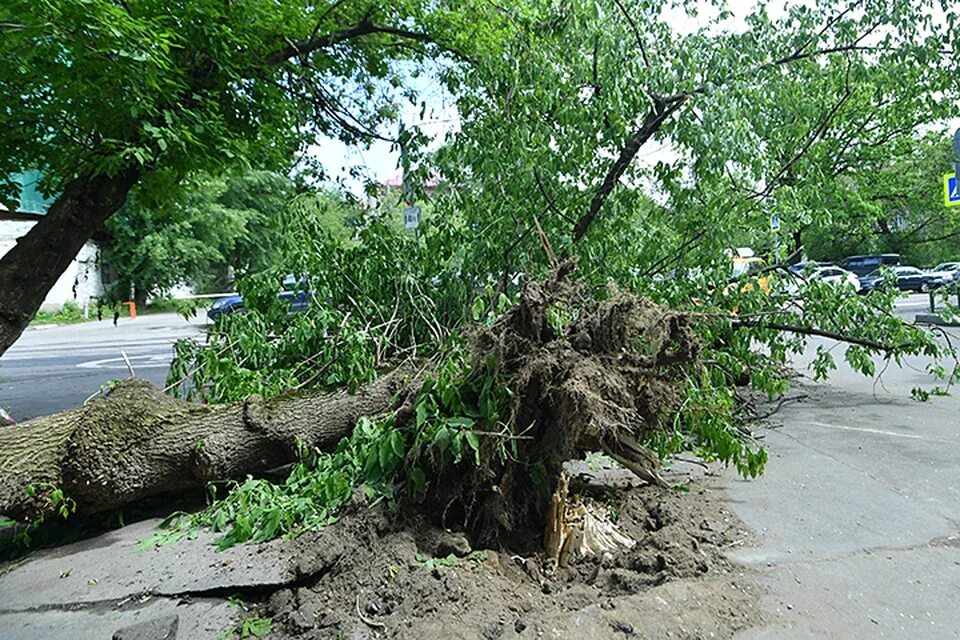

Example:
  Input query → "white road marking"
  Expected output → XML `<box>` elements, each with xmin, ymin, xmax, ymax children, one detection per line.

<box><xmin>806</xmin><ymin>420</ymin><xmax>924</xmax><ymax>440</ymax></box>
<box><xmin>76</xmin><ymin>354</ymin><xmax>173</xmax><ymax>370</ymax></box>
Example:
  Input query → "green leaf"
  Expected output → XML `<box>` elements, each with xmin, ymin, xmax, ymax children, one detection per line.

<box><xmin>434</xmin><ymin>427</ymin><xmax>452</xmax><ymax>453</ymax></box>
<box><xmin>389</xmin><ymin>430</ymin><xmax>405</xmax><ymax>459</ymax></box>
<box><xmin>409</xmin><ymin>467</ymin><xmax>427</xmax><ymax>493</ymax></box>
<box><xmin>464</xmin><ymin>431</ymin><xmax>481</xmax><ymax>465</ymax></box>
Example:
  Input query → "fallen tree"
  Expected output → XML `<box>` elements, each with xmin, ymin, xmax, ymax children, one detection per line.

<box><xmin>3</xmin><ymin>259</ymin><xmax>953</xmax><ymax>559</ymax></box>
<box><xmin>0</xmin><ymin>365</ymin><xmax>419</xmax><ymax>523</ymax></box>
<box><xmin>0</xmin><ymin>271</ymin><xmax>707</xmax><ymax>548</ymax></box>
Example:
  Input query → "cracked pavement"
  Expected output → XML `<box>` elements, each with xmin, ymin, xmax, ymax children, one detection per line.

<box><xmin>0</xmin><ymin>518</ymin><xmax>302</xmax><ymax>639</ymax></box>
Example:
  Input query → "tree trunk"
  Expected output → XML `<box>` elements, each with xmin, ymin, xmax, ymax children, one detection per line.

<box><xmin>0</xmin><ymin>366</ymin><xmax>417</xmax><ymax>523</ymax></box>
<box><xmin>0</xmin><ymin>168</ymin><xmax>140</xmax><ymax>356</ymax></box>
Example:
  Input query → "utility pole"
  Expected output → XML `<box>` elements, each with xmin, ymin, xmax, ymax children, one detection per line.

<box><xmin>953</xmin><ymin>128</ymin><xmax>960</xmax><ymax>188</ymax></box>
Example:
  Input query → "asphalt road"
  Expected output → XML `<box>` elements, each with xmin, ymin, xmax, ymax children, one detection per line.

<box><xmin>0</xmin><ymin>313</ymin><xmax>206</xmax><ymax>421</ymax></box>
<box><xmin>0</xmin><ymin>293</ymin><xmax>943</xmax><ymax>423</ymax></box>
<box><xmin>730</xmin><ymin>324</ymin><xmax>960</xmax><ymax>639</ymax></box>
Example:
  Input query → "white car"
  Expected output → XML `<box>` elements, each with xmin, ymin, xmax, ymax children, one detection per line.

<box><xmin>924</xmin><ymin>262</ymin><xmax>960</xmax><ymax>287</ymax></box>
<box><xmin>788</xmin><ymin>266</ymin><xmax>860</xmax><ymax>294</ymax></box>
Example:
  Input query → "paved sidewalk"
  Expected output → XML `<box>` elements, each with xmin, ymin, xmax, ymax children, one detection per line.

<box><xmin>0</xmin><ymin>519</ymin><xmax>298</xmax><ymax>639</ymax></box>
<box><xmin>730</xmin><ymin>336</ymin><xmax>960</xmax><ymax>639</ymax></box>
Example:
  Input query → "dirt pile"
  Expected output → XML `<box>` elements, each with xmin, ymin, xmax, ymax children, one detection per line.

<box><xmin>266</xmin><ymin>477</ymin><xmax>759</xmax><ymax>639</ymax></box>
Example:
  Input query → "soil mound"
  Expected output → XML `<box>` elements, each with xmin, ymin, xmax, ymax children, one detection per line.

<box><xmin>267</xmin><ymin>478</ymin><xmax>760</xmax><ymax>639</ymax></box>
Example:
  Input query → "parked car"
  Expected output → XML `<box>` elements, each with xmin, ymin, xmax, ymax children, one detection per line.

<box><xmin>786</xmin><ymin>265</ymin><xmax>860</xmax><ymax>295</ymax></box>
<box><xmin>207</xmin><ymin>274</ymin><xmax>312</xmax><ymax>322</ymax></box>
<box><xmin>806</xmin><ymin>266</ymin><xmax>860</xmax><ymax>291</ymax></box>
<box><xmin>787</xmin><ymin>260</ymin><xmax>833</xmax><ymax>275</ymax></box>
<box><xmin>859</xmin><ymin>265</ymin><xmax>937</xmax><ymax>294</ymax></box>
<box><xmin>839</xmin><ymin>254</ymin><xmax>901</xmax><ymax>277</ymax></box>
<box><xmin>207</xmin><ymin>292</ymin><xmax>244</xmax><ymax>321</ymax></box>
<box><xmin>924</xmin><ymin>262</ymin><xmax>960</xmax><ymax>287</ymax></box>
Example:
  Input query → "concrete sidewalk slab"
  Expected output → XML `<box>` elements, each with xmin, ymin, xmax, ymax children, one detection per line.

<box><xmin>0</xmin><ymin>519</ymin><xmax>295</xmax><ymax>609</ymax></box>
<box><xmin>0</xmin><ymin>518</ymin><xmax>297</xmax><ymax>640</ymax></box>
<box><xmin>0</xmin><ymin>597</ymin><xmax>234</xmax><ymax>640</ymax></box>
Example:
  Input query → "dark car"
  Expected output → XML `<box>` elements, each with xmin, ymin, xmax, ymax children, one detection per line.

<box><xmin>207</xmin><ymin>275</ymin><xmax>312</xmax><ymax>322</ymax></box>
<box><xmin>859</xmin><ymin>265</ymin><xmax>936</xmax><ymax>294</ymax></box>
<box><xmin>839</xmin><ymin>254</ymin><xmax>901</xmax><ymax>277</ymax></box>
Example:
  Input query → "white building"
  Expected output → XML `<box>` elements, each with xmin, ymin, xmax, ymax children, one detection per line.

<box><xmin>1</xmin><ymin>171</ymin><xmax>106</xmax><ymax>312</ymax></box>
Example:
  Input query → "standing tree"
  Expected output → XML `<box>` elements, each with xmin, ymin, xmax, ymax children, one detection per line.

<box><xmin>800</xmin><ymin>135</ymin><xmax>960</xmax><ymax>266</ymax></box>
<box><xmin>102</xmin><ymin>170</ymin><xmax>294</xmax><ymax>304</ymax></box>
<box><xmin>0</xmin><ymin>0</ymin><xmax>507</xmax><ymax>355</ymax></box>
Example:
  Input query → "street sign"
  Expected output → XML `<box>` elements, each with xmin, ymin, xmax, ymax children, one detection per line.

<box><xmin>945</xmin><ymin>174</ymin><xmax>960</xmax><ymax>207</ymax></box>
<box><xmin>403</xmin><ymin>205</ymin><xmax>421</xmax><ymax>229</ymax></box>
<box><xmin>770</xmin><ymin>213</ymin><xmax>780</xmax><ymax>232</ymax></box>
<box><xmin>954</xmin><ymin>128</ymin><xmax>960</xmax><ymax>198</ymax></box>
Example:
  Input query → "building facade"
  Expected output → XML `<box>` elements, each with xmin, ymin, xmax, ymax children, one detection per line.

<box><xmin>0</xmin><ymin>171</ymin><xmax>105</xmax><ymax>312</ymax></box>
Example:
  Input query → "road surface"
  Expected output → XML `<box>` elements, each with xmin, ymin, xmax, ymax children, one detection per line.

<box><xmin>0</xmin><ymin>313</ymin><xmax>205</xmax><ymax>421</ymax></box>
<box><xmin>731</xmin><ymin>324</ymin><xmax>960</xmax><ymax>639</ymax></box>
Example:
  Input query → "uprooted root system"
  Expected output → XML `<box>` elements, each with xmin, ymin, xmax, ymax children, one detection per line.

<box><xmin>418</xmin><ymin>266</ymin><xmax>702</xmax><ymax>547</ymax></box>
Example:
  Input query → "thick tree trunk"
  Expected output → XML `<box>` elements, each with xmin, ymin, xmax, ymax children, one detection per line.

<box><xmin>0</xmin><ymin>168</ymin><xmax>140</xmax><ymax>356</ymax></box>
<box><xmin>0</xmin><ymin>366</ymin><xmax>417</xmax><ymax>523</ymax></box>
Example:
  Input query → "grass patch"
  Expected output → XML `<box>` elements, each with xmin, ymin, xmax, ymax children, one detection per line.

<box><xmin>31</xmin><ymin>302</ymin><xmax>91</xmax><ymax>325</ymax></box>
<box><xmin>30</xmin><ymin>298</ymin><xmax>213</xmax><ymax>326</ymax></box>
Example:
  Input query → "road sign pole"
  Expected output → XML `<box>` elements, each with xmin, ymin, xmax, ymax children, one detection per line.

<box><xmin>954</xmin><ymin>129</ymin><xmax>960</xmax><ymax>203</ymax></box>
<box><xmin>953</xmin><ymin>128</ymin><xmax>960</xmax><ymax>171</ymax></box>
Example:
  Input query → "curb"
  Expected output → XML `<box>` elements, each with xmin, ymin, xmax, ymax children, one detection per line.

<box><xmin>914</xmin><ymin>313</ymin><xmax>960</xmax><ymax>327</ymax></box>
<box><xmin>25</xmin><ymin>324</ymin><xmax>62</xmax><ymax>332</ymax></box>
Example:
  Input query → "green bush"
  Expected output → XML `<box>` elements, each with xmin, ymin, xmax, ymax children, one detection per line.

<box><xmin>31</xmin><ymin>301</ymin><xmax>88</xmax><ymax>325</ymax></box>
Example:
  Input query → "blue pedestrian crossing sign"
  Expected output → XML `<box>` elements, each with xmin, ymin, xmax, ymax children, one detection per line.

<box><xmin>946</xmin><ymin>173</ymin><xmax>960</xmax><ymax>207</ymax></box>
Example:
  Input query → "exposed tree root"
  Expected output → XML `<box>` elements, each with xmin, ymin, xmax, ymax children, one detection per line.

<box><xmin>416</xmin><ymin>264</ymin><xmax>701</xmax><ymax>548</ymax></box>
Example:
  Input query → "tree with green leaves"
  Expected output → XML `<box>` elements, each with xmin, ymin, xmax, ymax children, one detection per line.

<box><xmin>802</xmin><ymin>134</ymin><xmax>960</xmax><ymax>266</ymax></box>
<box><xmin>102</xmin><ymin>170</ymin><xmax>294</xmax><ymax>304</ymax></box>
<box><xmin>0</xmin><ymin>0</ymin><xmax>509</xmax><ymax>355</ymax></box>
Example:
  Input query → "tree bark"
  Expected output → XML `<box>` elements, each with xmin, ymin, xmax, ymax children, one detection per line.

<box><xmin>0</xmin><ymin>366</ymin><xmax>417</xmax><ymax>523</ymax></box>
<box><xmin>0</xmin><ymin>168</ymin><xmax>140</xmax><ymax>356</ymax></box>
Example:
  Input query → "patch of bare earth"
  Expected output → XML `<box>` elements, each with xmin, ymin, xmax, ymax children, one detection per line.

<box><xmin>266</xmin><ymin>476</ymin><xmax>761</xmax><ymax>640</ymax></box>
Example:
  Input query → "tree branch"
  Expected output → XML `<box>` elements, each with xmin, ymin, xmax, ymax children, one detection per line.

<box><xmin>573</xmin><ymin>96</ymin><xmax>686</xmax><ymax>242</ymax></box>
<box><xmin>534</xmin><ymin>171</ymin><xmax>576</xmax><ymax>225</ymax></box>
<box><xmin>734</xmin><ymin>319</ymin><xmax>910</xmax><ymax>352</ymax></box>
<box><xmin>264</xmin><ymin>19</ymin><xmax>436</xmax><ymax>66</ymax></box>
<box><xmin>754</xmin><ymin>83</ymin><xmax>853</xmax><ymax>201</ymax></box>
<box><xmin>612</xmin><ymin>0</ymin><xmax>651</xmax><ymax>68</ymax></box>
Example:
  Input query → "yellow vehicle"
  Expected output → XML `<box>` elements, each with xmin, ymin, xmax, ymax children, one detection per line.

<box><xmin>731</xmin><ymin>255</ymin><xmax>772</xmax><ymax>293</ymax></box>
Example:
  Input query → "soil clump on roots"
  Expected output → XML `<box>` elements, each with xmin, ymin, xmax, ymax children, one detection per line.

<box><xmin>415</xmin><ymin>264</ymin><xmax>702</xmax><ymax>550</ymax></box>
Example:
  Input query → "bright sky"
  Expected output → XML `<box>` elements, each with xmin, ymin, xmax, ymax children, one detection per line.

<box><xmin>307</xmin><ymin>0</ymin><xmax>953</xmax><ymax>194</ymax></box>
<box><xmin>305</xmin><ymin>70</ymin><xmax>459</xmax><ymax>193</ymax></box>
